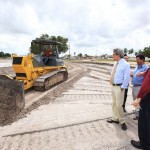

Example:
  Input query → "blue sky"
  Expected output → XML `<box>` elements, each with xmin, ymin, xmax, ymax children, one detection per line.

<box><xmin>0</xmin><ymin>0</ymin><xmax>150</xmax><ymax>56</ymax></box>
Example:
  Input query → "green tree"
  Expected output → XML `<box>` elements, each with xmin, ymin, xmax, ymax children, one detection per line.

<box><xmin>128</xmin><ymin>48</ymin><xmax>134</xmax><ymax>57</ymax></box>
<box><xmin>124</xmin><ymin>48</ymin><xmax>128</xmax><ymax>54</ymax></box>
<box><xmin>52</xmin><ymin>36</ymin><xmax>68</xmax><ymax>54</ymax></box>
<box><xmin>4</xmin><ymin>53</ymin><xmax>11</xmax><ymax>57</ymax></box>
<box><xmin>0</xmin><ymin>51</ymin><xmax>4</xmax><ymax>57</ymax></box>
<box><xmin>0</xmin><ymin>51</ymin><xmax>11</xmax><ymax>57</ymax></box>
<box><xmin>40</xmin><ymin>34</ymin><xmax>49</xmax><ymax>39</ymax></box>
<box><xmin>135</xmin><ymin>51</ymin><xmax>138</xmax><ymax>56</ymax></box>
<box><xmin>135</xmin><ymin>47</ymin><xmax>150</xmax><ymax>58</ymax></box>
<box><xmin>77</xmin><ymin>53</ymin><xmax>83</xmax><ymax>59</ymax></box>
<box><xmin>84</xmin><ymin>54</ymin><xmax>88</xmax><ymax>58</ymax></box>
<box><xmin>135</xmin><ymin>49</ymin><xmax>142</xmax><ymax>56</ymax></box>
<box><xmin>66</xmin><ymin>54</ymin><xmax>71</xmax><ymax>59</ymax></box>
<box><xmin>142</xmin><ymin>47</ymin><xmax>150</xmax><ymax>58</ymax></box>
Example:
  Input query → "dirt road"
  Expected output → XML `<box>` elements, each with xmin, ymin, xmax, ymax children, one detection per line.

<box><xmin>0</xmin><ymin>62</ymin><xmax>138</xmax><ymax>150</ymax></box>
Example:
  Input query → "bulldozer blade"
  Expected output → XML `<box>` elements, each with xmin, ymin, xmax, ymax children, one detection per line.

<box><xmin>0</xmin><ymin>75</ymin><xmax>25</xmax><ymax>125</ymax></box>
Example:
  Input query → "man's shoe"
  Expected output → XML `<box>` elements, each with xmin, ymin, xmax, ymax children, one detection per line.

<box><xmin>121</xmin><ymin>123</ymin><xmax>127</xmax><ymax>130</ymax></box>
<box><xmin>133</xmin><ymin>116</ymin><xmax>139</xmax><ymax>120</ymax></box>
<box><xmin>131</xmin><ymin>140</ymin><xmax>143</xmax><ymax>149</ymax></box>
<box><xmin>107</xmin><ymin>119</ymin><xmax>119</xmax><ymax>124</ymax></box>
<box><xmin>123</xmin><ymin>107</ymin><xmax>126</xmax><ymax>113</ymax></box>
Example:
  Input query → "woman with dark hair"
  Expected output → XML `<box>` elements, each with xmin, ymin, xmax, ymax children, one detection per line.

<box><xmin>131</xmin><ymin>67</ymin><xmax>150</xmax><ymax>150</ymax></box>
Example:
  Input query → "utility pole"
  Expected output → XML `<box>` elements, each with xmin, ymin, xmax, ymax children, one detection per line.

<box><xmin>69</xmin><ymin>42</ymin><xmax>71</xmax><ymax>59</ymax></box>
<box><xmin>69</xmin><ymin>42</ymin><xmax>71</xmax><ymax>55</ymax></box>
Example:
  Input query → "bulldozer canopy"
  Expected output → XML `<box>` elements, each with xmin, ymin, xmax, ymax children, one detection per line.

<box><xmin>32</xmin><ymin>39</ymin><xmax>62</xmax><ymax>45</ymax></box>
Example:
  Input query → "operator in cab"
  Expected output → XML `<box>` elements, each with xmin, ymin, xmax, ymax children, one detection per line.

<box><xmin>43</xmin><ymin>48</ymin><xmax>53</xmax><ymax>65</ymax></box>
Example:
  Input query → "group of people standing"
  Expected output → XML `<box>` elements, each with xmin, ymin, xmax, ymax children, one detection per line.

<box><xmin>107</xmin><ymin>48</ymin><xmax>150</xmax><ymax>150</ymax></box>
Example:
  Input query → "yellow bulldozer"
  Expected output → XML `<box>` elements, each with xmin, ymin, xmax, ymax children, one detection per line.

<box><xmin>0</xmin><ymin>39</ymin><xmax>68</xmax><ymax>124</ymax></box>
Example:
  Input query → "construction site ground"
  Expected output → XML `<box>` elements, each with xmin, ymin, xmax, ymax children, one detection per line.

<box><xmin>0</xmin><ymin>60</ymin><xmax>140</xmax><ymax>150</ymax></box>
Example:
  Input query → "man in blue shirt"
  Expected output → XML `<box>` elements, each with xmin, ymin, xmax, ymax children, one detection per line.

<box><xmin>131</xmin><ymin>54</ymin><xmax>149</xmax><ymax>120</ymax></box>
<box><xmin>107</xmin><ymin>48</ymin><xmax>130</xmax><ymax>130</ymax></box>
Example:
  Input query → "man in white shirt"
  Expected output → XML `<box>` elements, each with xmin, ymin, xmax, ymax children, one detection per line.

<box><xmin>107</xmin><ymin>48</ymin><xmax>130</xmax><ymax>130</ymax></box>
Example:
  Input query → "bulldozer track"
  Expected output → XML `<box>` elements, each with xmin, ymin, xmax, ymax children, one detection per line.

<box><xmin>34</xmin><ymin>70</ymin><xmax>66</xmax><ymax>91</ymax></box>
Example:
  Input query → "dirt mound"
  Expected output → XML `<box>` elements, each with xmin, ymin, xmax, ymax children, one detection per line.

<box><xmin>0</xmin><ymin>67</ymin><xmax>15</xmax><ymax>76</ymax></box>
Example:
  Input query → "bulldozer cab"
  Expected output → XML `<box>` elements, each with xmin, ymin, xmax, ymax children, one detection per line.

<box><xmin>31</xmin><ymin>39</ymin><xmax>64</xmax><ymax>66</ymax></box>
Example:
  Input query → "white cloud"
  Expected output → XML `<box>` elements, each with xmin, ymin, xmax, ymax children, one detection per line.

<box><xmin>0</xmin><ymin>0</ymin><xmax>150</xmax><ymax>56</ymax></box>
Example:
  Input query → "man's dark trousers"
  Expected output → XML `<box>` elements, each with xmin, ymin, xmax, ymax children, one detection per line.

<box><xmin>122</xmin><ymin>88</ymin><xmax>128</xmax><ymax>109</ymax></box>
<box><xmin>138</xmin><ymin>92</ymin><xmax>150</xmax><ymax>150</ymax></box>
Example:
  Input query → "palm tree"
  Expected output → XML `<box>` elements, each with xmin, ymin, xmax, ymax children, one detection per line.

<box><xmin>124</xmin><ymin>48</ymin><xmax>128</xmax><ymax>54</ymax></box>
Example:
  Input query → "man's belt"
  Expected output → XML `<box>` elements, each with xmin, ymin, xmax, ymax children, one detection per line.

<box><xmin>112</xmin><ymin>84</ymin><xmax>122</xmax><ymax>86</ymax></box>
<box><xmin>133</xmin><ymin>85</ymin><xmax>141</xmax><ymax>86</ymax></box>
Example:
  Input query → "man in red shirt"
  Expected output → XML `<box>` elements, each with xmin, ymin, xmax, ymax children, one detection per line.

<box><xmin>43</xmin><ymin>48</ymin><xmax>53</xmax><ymax>65</ymax></box>
<box><xmin>44</xmin><ymin>48</ymin><xmax>53</xmax><ymax>57</ymax></box>
<box><xmin>131</xmin><ymin>68</ymin><xmax>150</xmax><ymax>150</ymax></box>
